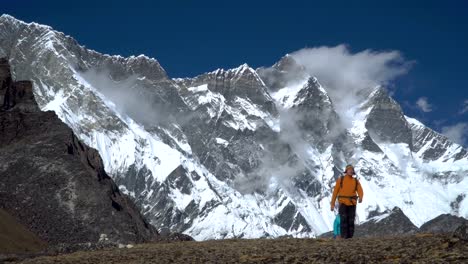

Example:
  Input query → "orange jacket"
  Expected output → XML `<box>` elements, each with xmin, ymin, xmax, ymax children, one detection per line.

<box><xmin>330</xmin><ymin>175</ymin><xmax>363</xmax><ymax>206</ymax></box>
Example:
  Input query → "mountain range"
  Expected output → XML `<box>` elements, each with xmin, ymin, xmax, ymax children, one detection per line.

<box><xmin>0</xmin><ymin>14</ymin><xmax>467</xmax><ymax>240</ymax></box>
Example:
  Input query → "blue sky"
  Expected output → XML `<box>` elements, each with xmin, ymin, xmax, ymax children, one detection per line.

<box><xmin>2</xmin><ymin>0</ymin><xmax>467</xmax><ymax>145</ymax></box>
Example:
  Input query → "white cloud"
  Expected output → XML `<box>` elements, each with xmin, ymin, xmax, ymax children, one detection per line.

<box><xmin>441</xmin><ymin>122</ymin><xmax>468</xmax><ymax>146</ymax></box>
<box><xmin>416</xmin><ymin>97</ymin><xmax>433</xmax><ymax>112</ymax></box>
<box><xmin>291</xmin><ymin>45</ymin><xmax>410</xmax><ymax>91</ymax></box>
<box><xmin>79</xmin><ymin>68</ymin><xmax>179</xmax><ymax>127</ymax></box>
<box><xmin>460</xmin><ymin>99</ymin><xmax>468</xmax><ymax>114</ymax></box>
<box><xmin>289</xmin><ymin>44</ymin><xmax>412</xmax><ymax>126</ymax></box>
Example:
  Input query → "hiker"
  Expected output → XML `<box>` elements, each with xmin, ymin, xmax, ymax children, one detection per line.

<box><xmin>330</xmin><ymin>165</ymin><xmax>363</xmax><ymax>239</ymax></box>
<box><xmin>332</xmin><ymin>202</ymin><xmax>341</xmax><ymax>239</ymax></box>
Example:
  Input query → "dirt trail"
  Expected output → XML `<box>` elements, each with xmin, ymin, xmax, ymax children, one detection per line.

<box><xmin>7</xmin><ymin>234</ymin><xmax>467</xmax><ymax>264</ymax></box>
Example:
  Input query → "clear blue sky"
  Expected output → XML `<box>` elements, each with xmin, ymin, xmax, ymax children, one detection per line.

<box><xmin>2</xmin><ymin>0</ymin><xmax>467</xmax><ymax>144</ymax></box>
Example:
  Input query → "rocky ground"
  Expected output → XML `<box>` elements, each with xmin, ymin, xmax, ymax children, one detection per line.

<box><xmin>3</xmin><ymin>234</ymin><xmax>466</xmax><ymax>264</ymax></box>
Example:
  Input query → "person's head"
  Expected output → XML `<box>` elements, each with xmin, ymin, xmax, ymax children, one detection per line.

<box><xmin>344</xmin><ymin>165</ymin><xmax>355</xmax><ymax>176</ymax></box>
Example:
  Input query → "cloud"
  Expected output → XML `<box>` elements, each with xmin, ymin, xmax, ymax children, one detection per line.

<box><xmin>416</xmin><ymin>97</ymin><xmax>433</xmax><ymax>112</ymax></box>
<box><xmin>78</xmin><ymin>68</ymin><xmax>178</xmax><ymax>127</ymax></box>
<box><xmin>233</xmin><ymin>108</ymin><xmax>318</xmax><ymax>195</ymax></box>
<box><xmin>432</xmin><ymin>119</ymin><xmax>447</xmax><ymax>128</ymax></box>
<box><xmin>291</xmin><ymin>45</ymin><xmax>410</xmax><ymax>90</ymax></box>
<box><xmin>233</xmin><ymin>156</ymin><xmax>306</xmax><ymax>195</ymax></box>
<box><xmin>289</xmin><ymin>44</ymin><xmax>413</xmax><ymax>126</ymax></box>
<box><xmin>460</xmin><ymin>99</ymin><xmax>468</xmax><ymax>114</ymax></box>
<box><xmin>441</xmin><ymin>122</ymin><xmax>468</xmax><ymax>146</ymax></box>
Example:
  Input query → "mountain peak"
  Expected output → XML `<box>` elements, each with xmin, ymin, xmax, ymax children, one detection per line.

<box><xmin>272</xmin><ymin>54</ymin><xmax>301</xmax><ymax>71</ymax></box>
<box><xmin>203</xmin><ymin>63</ymin><xmax>267</xmax><ymax>91</ymax></box>
<box><xmin>236</xmin><ymin>62</ymin><xmax>250</xmax><ymax>69</ymax></box>
<box><xmin>125</xmin><ymin>54</ymin><xmax>164</xmax><ymax>75</ymax></box>
<box><xmin>128</xmin><ymin>54</ymin><xmax>160</xmax><ymax>64</ymax></box>
<box><xmin>0</xmin><ymin>14</ymin><xmax>53</xmax><ymax>31</ymax></box>
<box><xmin>0</xmin><ymin>14</ymin><xmax>18</xmax><ymax>22</ymax></box>
<box><xmin>229</xmin><ymin>63</ymin><xmax>256</xmax><ymax>76</ymax></box>
<box><xmin>257</xmin><ymin>55</ymin><xmax>308</xmax><ymax>91</ymax></box>
<box><xmin>364</xmin><ymin>86</ymin><xmax>413</xmax><ymax>146</ymax></box>
<box><xmin>210</xmin><ymin>63</ymin><xmax>255</xmax><ymax>76</ymax></box>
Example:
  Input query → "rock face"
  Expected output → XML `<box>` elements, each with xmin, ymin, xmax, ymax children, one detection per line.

<box><xmin>453</xmin><ymin>223</ymin><xmax>468</xmax><ymax>241</ymax></box>
<box><xmin>288</xmin><ymin>77</ymin><xmax>341</xmax><ymax>151</ymax></box>
<box><xmin>0</xmin><ymin>15</ymin><xmax>467</xmax><ymax>240</ymax></box>
<box><xmin>420</xmin><ymin>214</ymin><xmax>468</xmax><ymax>234</ymax></box>
<box><xmin>409</xmin><ymin>119</ymin><xmax>468</xmax><ymax>162</ymax></box>
<box><xmin>0</xmin><ymin>58</ymin><xmax>158</xmax><ymax>246</ymax></box>
<box><xmin>364</xmin><ymin>88</ymin><xmax>413</xmax><ymax>147</ymax></box>
<box><xmin>354</xmin><ymin>207</ymin><xmax>419</xmax><ymax>237</ymax></box>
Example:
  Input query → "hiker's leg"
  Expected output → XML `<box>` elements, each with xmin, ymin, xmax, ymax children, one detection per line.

<box><xmin>343</xmin><ymin>205</ymin><xmax>350</xmax><ymax>238</ymax></box>
<box><xmin>348</xmin><ymin>205</ymin><xmax>356</xmax><ymax>238</ymax></box>
<box><xmin>339</xmin><ymin>204</ymin><xmax>348</xmax><ymax>239</ymax></box>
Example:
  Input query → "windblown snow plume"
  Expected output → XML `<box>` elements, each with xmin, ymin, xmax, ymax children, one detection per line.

<box><xmin>289</xmin><ymin>45</ymin><xmax>413</xmax><ymax>127</ymax></box>
<box><xmin>79</xmin><ymin>68</ymin><xmax>174</xmax><ymax>127</ymax></box>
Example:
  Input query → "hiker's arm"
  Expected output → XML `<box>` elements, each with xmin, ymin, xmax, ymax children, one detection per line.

<box><xmin>357</xmin><ymin>180</ymin><xmax>363</xmax><ymax>203</ymax></box>
<box><xmin>330</xmin><ymin>179</ymin><xmax>340</xmax><ymax>207</ymax></box>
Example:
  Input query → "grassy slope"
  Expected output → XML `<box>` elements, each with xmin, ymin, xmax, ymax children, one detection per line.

<box><xmin>0</xmin><ymin>209</ymin><xmax>46</xmax><ymax>254</ymax></box>
<box><xmin>16</xmin><ymin>234</ymin><xmax>467</xmax><ymax>264</ymax></box>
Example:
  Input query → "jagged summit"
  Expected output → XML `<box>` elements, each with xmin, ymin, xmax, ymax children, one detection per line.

<box><xmin>205</xmin><ymin>63</ymin><xmax>265</xmax><ymax>85</ymax></box>
<box><xmin>0</xmin><ymin>14</ymin><xmax>167</xmax><ymax>82</ymax></box>
<box><xmin>176</xmin><ymin>62</ymin><xmax>276</xmax><ymax>115</ymax></box>
<box><xmin>364</xmin><ymin>86</ymin><xmax>413</xmax><ymax>146</ymax></box>
<box><xmin>257</xmin><ymin>54</ymin><xmax>308</xmax><ymax>91</ymax></box>
<box><xmin>407</xmin><ymin>116</ymin><xmax>468</xmax><ymax>162</ymax></box>
<box><xmin>0</xmin><ymin>13</ymin><xmax>47</xmax><ymax>27</ymax></box>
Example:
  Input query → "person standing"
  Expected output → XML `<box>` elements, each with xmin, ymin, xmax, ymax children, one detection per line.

<box><xmin>330</xmin><ymin>165</ymin><xmax>364</xmax><ymax>239</ymax></box>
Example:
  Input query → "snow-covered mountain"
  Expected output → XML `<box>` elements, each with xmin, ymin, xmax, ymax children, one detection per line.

<box><xmin>1</xmin><ymin>14</ymin><xmax>467</xmax><ymax>240</ymax></box>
